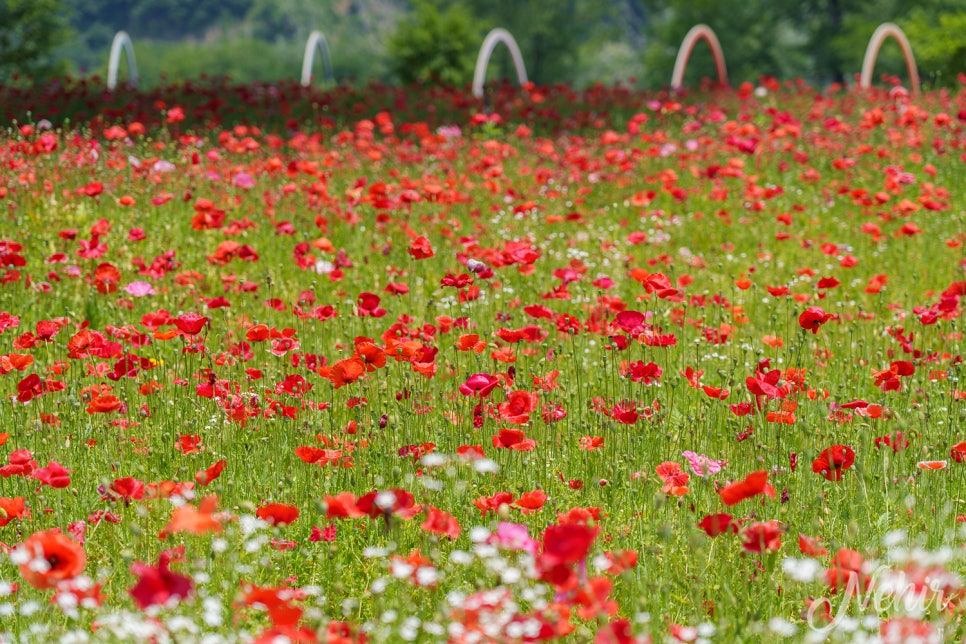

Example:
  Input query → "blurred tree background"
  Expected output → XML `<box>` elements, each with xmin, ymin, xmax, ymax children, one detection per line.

<box><xmin>1</xmin><ymin>0</ymin><xmax>964</xmax><ymax>88</ymax></box>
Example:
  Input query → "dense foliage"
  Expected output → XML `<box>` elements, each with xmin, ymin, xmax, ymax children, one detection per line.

<box><xmin>0</xmin><ymin>0</ymin><xmax>957</xmax><ymax>88</ymax></box>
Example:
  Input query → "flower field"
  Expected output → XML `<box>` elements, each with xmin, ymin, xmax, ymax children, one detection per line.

<box><xmin>0</xmin><ymin>77</ymin><xmax>965</xmax><ymax>643</ymax></box>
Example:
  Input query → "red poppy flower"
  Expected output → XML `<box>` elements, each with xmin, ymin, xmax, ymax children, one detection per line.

<box><xmin>195</xmin><ymin>459</ymin><xmax>226</xmax><ymax>486</ymax></box>
<box><xmin>356</xmin><ymin>292</ymin><xmax>386</xmax><ymax>317</ymax></box>
<box><xmin>812</xmin><ymin>445</ymin><xmax>855</xmax><ymax>481</ymax></box>
<box><xmin>295</xmin><ymin>446</ymin><xmax>343</xmax><ymax>467</ymax></box>
<box><xmin>17</xmin><ymin>529</ymin><xmax>86</xmax><ymax>589</ymax></box>
<box><xmin>457</xmin><ymin>445</ymin><xmax>485</xmax><ymax>460</ymax></box>
<box><xmin>0</xmin><ymin>496</ymin><xmax>27</xmax><ymax>526</ymax></box>
<box><xmin>541</xmin><ymin>524</ymin><xmax>598</xmax><ymax>567</ymax></box>
<box><xmin>31</xmin><ymin>461</ymin><xmax>72</xmax><ymax>488</ymax></box>
<box><xmin>407</xmin><ymin>235</ymin><xmax>434</xmax><ymax>259</ymax></box>
<box><xmin>355</xmin><ymin>340</ymin><xmax>386</xmax><ymax>371</ymax></box>
<box><xmin>324</xmin><ymin>356</ymin><xmax>367</xmax><ymax>388</ymax></box>
<box><xmin>356</xmin><ymin>488</ymin><xmax>417</xmax><ymax>520</ymax></box>
<box><xmin>875</xmin><ymin>431</ymin><xmax>910</xmax><ymax>452</ymax></box>
<box><xmin>473</xmin><ymin>491</ymin><xmax>515</xmax><ymax>516</ymax></box>
<box><xmin>309</xmin><ymin>525</ymin><xmax>338</xmax><ymax>543</ymax></box>
<box><xmin>746</xmin><ymin>368</ymin><xmax>784</xmax><ymax>400</ymax></box>
<box><xmin>256</xmin><ymin>503</ymin><xmax>299</xmax><ymax>526</ymax></box>
<box><xmin>458</xmin><ymin>373</ymin><xmax>501</xmax><ymax>398</ymax></box>
<box><xmin>718</xmin><ymin>470</ymin><xmax>775</xmax><ymax>506</ymax></box>
<box><xmin>606</xmin><ymin>400</ymin><xmax>641</xmax><ymax>423</ymax></box>
<box><xmin>129</xmin><ymin>546</ymin><xmax>193</xmax><ymax>609</ymax></box>
<box><xmin>622</xmin><ymin>360</ymin><xmax>662</xmax><ymax>384</ymax></box>
<box><xmin>166</xmin><ymin>106</ymin><xmax>185</xmax><ymax>123</ymax></box>
<box><xmin>323</xmin><ymin>492</ymin><xmax>364</xmax><ymax>519</ymax></box>
<box><xmin>799</xmin><ymin>534</ymin><xmax>829</xmax><ymax>556</ymax></box>
<box><xmin>951</xmin><ymin>441</ymin><xmax>966</xmax><ymax>463</ymax></box>
<box><xmin>595</xmin><ymin>619</ymin><xmax>645</xmax><ymax>644</ymax></box>
<box><xmin>698</xmin><ymin>513</ymin><xmax>739</xmax><ymax>537</ymax></box>
<box><xmin>513</xmin><ymin>490</ymin><xmax>548</xmax><ymax>513</ymax></box>
<box><xmin>741</xmin><ymin>520</ymin><xmax>785</xmax><ymax>553</ymax></box>
<box><xmin>497</xmin><ymin>390</ymin><xmax>538</xmax><ymax>424</ymax></box>
<box><xmin>420</xmin><ymin>506</ymin><xmax>461</xmax><ymax>539</ymax></box>
<box><xmin>614</xmin><ymin>310</ymin><xmax>648</xmax><ymax>335</ymax></box>
<box><xmin>492</xmin><ymin>428</ymin><xmax>537</xmax><ymax>451</ymax></box>
<box><xmin>175</xmin><ymin>434</ymin><xmax>204</xmax><ymax>454</ymax></box>
<box><xmin>798</xmin><ymin>306</ymin><xmax>834</xmax><ymax>333</ymax></box>
<box><xmin>655</xmin><ymin>462</ymin><xmax>690</xmax><ymax>496</ymax></box>
<box><xmin>172</xmin><ymin>313</ymin><xmax>209</xmax><ymax>335</ymax></box>
<box><xmin>87</xmin><ymin>394</ymin><xmax>122</xmax><ymax>414</ymax></box>
<box><xmin>873</xmin><ymin>361</ymin><xmax>915</xmax><ymax>391</ymax></box>
<box><xmin>1</xmin><ymin>449</ymin><xmax>37</xmax><ymax>477</ymax></box>
<box><xmin>240</xmin><ymin>582</ymin><xmax>305</xmax><ymax>629</ymax></box>
<box><xmin>160</xmin><ymin>495</ymin><xmax>223</xmax><ymax>538</ymax></box>
<box><xmin>109</xmin><ymin>477</ymin><xmax>146</xmax><ymax>503</ymax></box>
<box><xmin>35</xmin><ymin>320</ymin><xmax>60</xmax><ymax>341</ymax></box>
<box><xmin>825</xmin><ymin>548</ymin><xmax>869</xmax><ymax>595</ymax></box>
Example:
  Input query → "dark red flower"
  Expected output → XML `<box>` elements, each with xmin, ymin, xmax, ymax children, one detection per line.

<box><xmin>356</xmin><ymin>292</ymin><xmax>386</xmax><ymax>317</ymax></box>
<box><xmin>173</xmin><ymin>313</ymin><xmax>209</xmax><ymax>335</ymax></box>
<box><xmin>356</xmin><ymin>489</ymin><xmax>417</xmax><ymax>520</ymax></box>
<box><xmin>875</xmin><ymin>431</ymin><xmax>910</xmax><ymax>453</ymax></box>
<box><xmin>537</xmin><ymin>523</ymin><xmax>599</xmax><ymax>586</ymax></box>
<box><xmin>31</xmin><ymin>461</ymin><xmax>72</xmax><ymax>488</ymax></box>
<box><xmin>741</xmin><ymin>520</ymin><xmax>785</xmax><ymax>553</ymax></box>
<box><xmin>129</xmin><ymin>546</ymin><xmax>192</xmax><ymax>609</ymax></box>
<box><xmin>458</xmin><ymin>373</ymin><xmax>501</xmax><ymax>398</ymax></box>
<box><xmin>812</xmin><ymin>445</ymin><xmax>856</xmax><ymax>481</ymax></box>
<box><xmin>407</xmin><ymin>235</ymin><xmax>434</xmax><ymax>259</ymax></box>
<box><xmin>697</xmin><ymin>513</ymin><xmax>739</xmax><ymax>537</ymax></box>
<box><xmin>109</xmin><ymin>477</ymin><xmax>146</xmax><ymax>503</ymax></box>
<box><xmin>613</xmin><ymin>310</ymin><xmax>648</xmax><ymax>335</ymax></box>
<box><xmin>799</xmin><ymin>306</ymin><xmax>834</xmax><ymax>334</ymax></box>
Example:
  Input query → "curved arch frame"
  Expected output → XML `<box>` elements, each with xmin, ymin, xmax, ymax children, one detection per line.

<box><xmin>472</xmin><ymin>28</ymin><xmax>528</xmax><ymax>100</ymax></box>
<box><xmin>301</xmin><ymin>30</ymin><xmax>335</xmax><ymax>87</ymax></box>
<box><xmin>670</xmin><ymin>24</ymin><xmax>728</xmax><ymax>90</ymax></box>
<box><xmin>107</xmin><ymin>31</ymin><xmax>138</xmax><ymax>91</ymax></box>
<box><xmin>860</xmin><ymin>22</ymin><xmax>920</xmax><ymax>98</ymax></box>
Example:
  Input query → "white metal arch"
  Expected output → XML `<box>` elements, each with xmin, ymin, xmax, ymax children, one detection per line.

<box><xmin>301</xmin><ymin>30</ymin><xmax>335</xmax><ymax>87</ymax></box>
<box><xmin>860</xmin><ymin>22</ymin><xmax>920</xmax><ymax>98</ymax></box>
<box><xmin>107</xmin><ymin>31</ymin><xmax>138</xmax><ymax>91</ymax></box>
<box><xmin>472</xmin><ymin>28</ymin><xmax>528</xmax><ymax>99</ymax></box>
<box><xmin>670</xmin><ymin>24</ymin><xmax>728</xmax><ymax>90</ymax></box>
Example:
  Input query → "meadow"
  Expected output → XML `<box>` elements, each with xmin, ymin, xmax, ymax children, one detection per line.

<box><xmin>0</xmin><ymin>76</ymin><xmax>964</xmax><ymax>643</ymax></box>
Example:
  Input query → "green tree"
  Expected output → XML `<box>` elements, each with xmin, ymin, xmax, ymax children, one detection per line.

<box><xmin>903</xmin><ymin>9</ymin><xmax>966</xmax><ymax>86</ymax></box>
<box><xmin>131</xmin><ymin>37</ymin><xmax>296</xmax><ymax>86</ymax></box>
<box><xmin>640</xmin><ymin>0</ymin><xmax>810</xmax><ymax>88</ymax></box>
<box><xmin>806</xmin><ymin>0</ymin><xmax>963</xmax><ymax>89</ymax></box>
<box><xmin>0</xmin><ymin>0</ymin><xmax>70</xmax><ymax>83</ymax></box>
<box><xmin>463</xmin><ymin>0</ymin><xmax>611</xmax><ymax>86</ymax></box>
<box><xmin>388</xmin><ymin>1</ymin><xmax>476</xmax><ymax>86</ymax></box>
